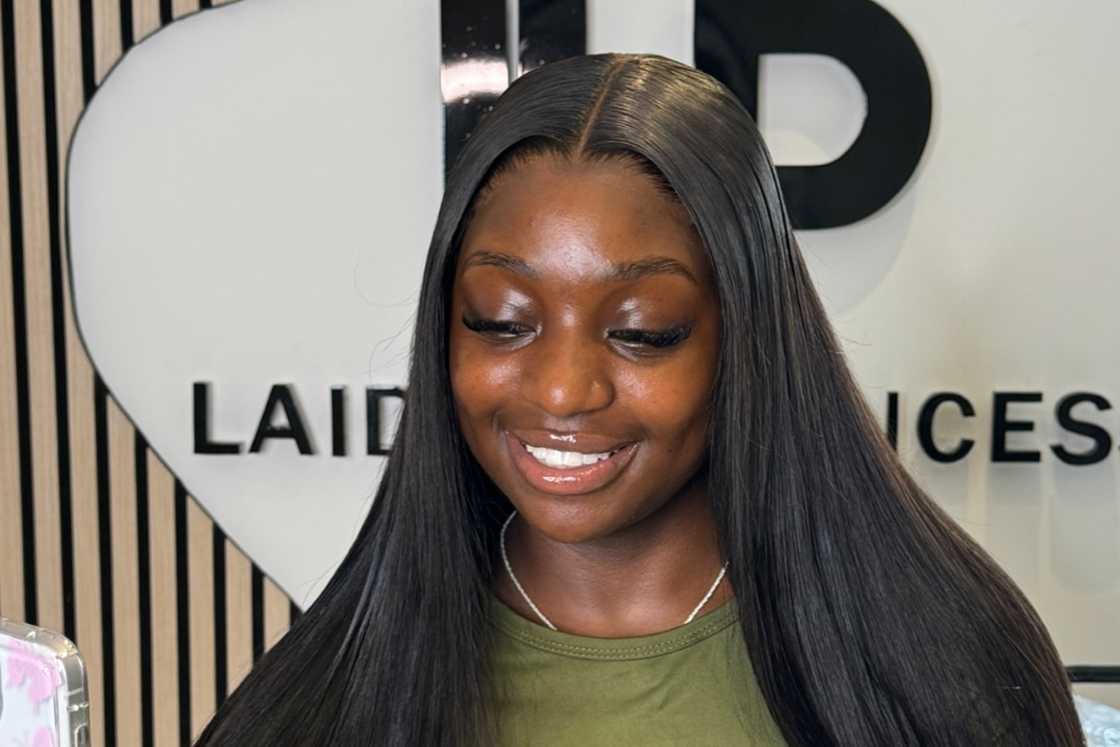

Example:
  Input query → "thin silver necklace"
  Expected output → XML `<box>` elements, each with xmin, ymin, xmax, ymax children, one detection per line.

<box><xmin>499</xmin><ymin>509</ymin><xmax>730</xmax><ymax>632</ymax></box>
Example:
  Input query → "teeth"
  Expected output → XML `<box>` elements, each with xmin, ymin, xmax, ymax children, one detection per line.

<box><xmin>524</xmin><ymin>444</ymin><xmax>613</xmax><ymax>469</ymax></box>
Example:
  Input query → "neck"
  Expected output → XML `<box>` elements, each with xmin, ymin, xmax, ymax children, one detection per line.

<box><xmin>494</xmin><ymin>476</ymin><xmax>732</xmax><ymax>637</ymax></box>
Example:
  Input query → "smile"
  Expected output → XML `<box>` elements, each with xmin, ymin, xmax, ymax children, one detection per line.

<box><xmin>522</xmin><ymin>444</ymin><xmax>620</xmax><ymax>468</ymax></box>
<box><xmin>505</xmin><ymin>431</ymin><xmax>639</xmax><ymax>496</ymax></box>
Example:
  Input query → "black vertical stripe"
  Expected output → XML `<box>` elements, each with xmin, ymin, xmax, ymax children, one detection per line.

<box><xmin>886</xmin><ymin>391</ymin><xmax>899</xmax><ymax>450</ymax></box>
<box><xmin>518</xmin><ymin>0</ymin><xmax>585</xmax><ymax>74</ymax></box>
<box><xmin>440</xmin><ymin>0</ymin><xmax>507</xmax><ymax>175</ymax></box>
<box><xmin>159</xmin><ymin>0</ymin><xmax>172</xmax><ymax>25</ymax></box>
<box><xmin>212</xmin><ymin>526</ymin><xmax>228</xmax><ymax>703</ymax></box>
<box><xmin>200</xmin><ymin>0</ymin><xmax>212</xmax><ymax>8</ymax></box>
<box><xmin>174</xmin><ymin>478</ymin><xmax>192</xmax><ymax>747</ymax></box>
<box><xmin>289</xmin><ymin>600</ymin><xmax>300</xmax><ymax>624</ymax></box>
<box><xmin>330</xmin><ymin>386</ymin><xmax>345</xmax><ymax>456</ymax></box>
<box><xmin>77</xmin><ymin>0</ymin><xmax>94</xmax><ymax>101</ymax></box>
<box><xmin>93</xmin><ymin>374</ymin><xmax>116</xmax><ymax>746</ymax></box>
<box><xmin>135</xmin><ymin>433</ymin><xmax>154</xmax><ymax>747</ymax></box>
<box><xmin>118</xmin><ymin>0</ymin><xmax>133</xmax><ymax>51</ymax></box>
<box><xmin>251</xmin><ymin>566</ymin><xmax>263</xmax><ymax>661</ymax></box>
<box><xmin>1</xmin><ymin>0</ymin><xmax>38</xmax><ymax>627</ymax></box>
<box><xmin>38</xmin><ymin>0</ymin><xmax>76</xmax><ymax>642</ymax></box>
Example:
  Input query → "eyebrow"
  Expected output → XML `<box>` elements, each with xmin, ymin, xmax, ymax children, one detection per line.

<box><xmin>462</xmin><ymin>250</ymin><xmax>699</xmax><ymax>285</ymax></box>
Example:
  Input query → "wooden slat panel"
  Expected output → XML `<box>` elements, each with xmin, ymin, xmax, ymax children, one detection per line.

<box><xmin>91</xmin><ymin>0</ymin><xmax>120</xmax><ymax>85</ymax></box>
<box><xmin>67</xmin><ymin>370</ymin><xmax>101</xmax><ymax>747</ymax></box>
<box><xmin>0</xmin><ymin>6</ymin><xmax>304</xmax><ymax>746</ymax></box>
<box><xmin>173</xmin><ymin>0</ymin><xmax>199</xmax><ymax>20</ymax></box>
<box><xmin>69</xmin><ymin>6</ymin><xmax>109</xmax><ymax>742</ymax></box>
<box><xmin>263</xmin><ymin>575</ymin><xmax>290</xmax><ymax>652</ymax></box>
<box><xmin>50</xmin><ymin>0</ymin><xmax>84</xmax><ymax>128</ymax></box>
<box><xmin>50</xmin><ymin>0</ymin><xmax>91</xmax><ymax>693</ymax></box>
<box><xmin>226</xmin><ymin>539</ymin><xmax>253</xmax><ymax>693</ymax></box>
<box><xmin>14</xmin><ymin>0</ymin><xmax>63</xmax><ymax>636</ymax></box>
<box><xmin>0</xmin><ymin>1</ymin><xmax>24</xmax><ymax>623</ymax></box>
<box><xmin>188</xmin><ymin>496</ymin><xmax>217</xmax><ymax>741</ymax></box>
<box><xmin>108</xmin><ymin>397</ymin><xmax>142</xmax><ymax>746</ymax></box>
<box><xmin>133</xmin><ymin>0</ymin><xmax>161</xmax><ymax>43</ymax></box>
<box><xmin>148</xmin><ymin>453</ymin><xmax>180</xmax><ymax>747</ymax></box>
<box><xmin>56</xmin><ymin>0</ymin><xmax>100</xmax><ymax>708</ymax></box>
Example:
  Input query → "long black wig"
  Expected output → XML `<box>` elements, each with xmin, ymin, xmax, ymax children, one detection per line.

<box><xmin>196</xmin><ymin>53</ymin><xmax>1084</xmax><ymax>746</ymax></box>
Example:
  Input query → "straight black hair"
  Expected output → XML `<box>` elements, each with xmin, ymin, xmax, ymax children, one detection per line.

<box><xmin>196</xmin><ymin>53</ymin><xmax>1084</xmax><ymax>745</ymax></box>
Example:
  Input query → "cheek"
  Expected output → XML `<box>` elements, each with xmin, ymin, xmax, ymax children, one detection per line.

<box><xmin>618</xmin><ymin>358</ymin><xmax>716</xmax><ymax>450</ymax></box>
<box><xmin>449</xmin><ymin>338</ymin><xmax>518</xmax><ymax>418</ymax></box>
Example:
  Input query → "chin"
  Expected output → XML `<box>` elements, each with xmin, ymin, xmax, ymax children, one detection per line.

<box><xmin>510</xmin><ymin>499</ymin><xmax>600</xmax><ymax>542</ymax></box>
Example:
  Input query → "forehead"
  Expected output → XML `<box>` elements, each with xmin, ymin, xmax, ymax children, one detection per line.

<box><xmin>458</xmin><ymin>154</ymin><xmax>709</xmax><ymax>285</ymax></box>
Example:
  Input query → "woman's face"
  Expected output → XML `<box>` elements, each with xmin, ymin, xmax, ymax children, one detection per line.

<box><xmin>449</xmin><ymin>153</ymin><xmax>721</xmax><ymax>544</ymax></box>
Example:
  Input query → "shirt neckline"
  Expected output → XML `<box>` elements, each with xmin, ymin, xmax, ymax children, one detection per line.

<box><xmin>486</xmin><ymin>590</ymin><xmax>739</xmax><ymax>661</ymax></box>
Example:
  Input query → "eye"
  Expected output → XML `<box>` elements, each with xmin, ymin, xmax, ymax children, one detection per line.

<box><xmin>461</xmin><ymin>315</ymin><xmax>534</xmax><ymax>341</ymax></box>
<box><xmin>609</xmin><ymin>325</ymin><xmax>693</xmax><ymax>350</ymax></box>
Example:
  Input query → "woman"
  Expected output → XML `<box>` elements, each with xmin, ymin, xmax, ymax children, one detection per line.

<box><xmin>197</xmin><ymin>53</ymin><xmax>1084</xmax><ymax>745</ymax></box>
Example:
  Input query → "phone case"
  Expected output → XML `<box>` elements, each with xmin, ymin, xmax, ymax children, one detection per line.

<box><xmin>0</xmin><ymin>618</ymin><xmax>90</xmax><ymax>747</ymax></box>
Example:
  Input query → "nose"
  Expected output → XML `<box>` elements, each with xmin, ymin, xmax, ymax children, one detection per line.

<box><xmin>521</xmin><ymin>326</ymin><xmax>614</xmax><ymax>418</ymax></box>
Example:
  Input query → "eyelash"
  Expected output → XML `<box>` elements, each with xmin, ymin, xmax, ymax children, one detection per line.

<box><xmin>460</xmin><ymin>316</ymin><xmax>692</xmax><ymax>350</ymax></box>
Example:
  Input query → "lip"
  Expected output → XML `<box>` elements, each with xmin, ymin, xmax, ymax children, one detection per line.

<box><xmin>504</xmin><ymin>430</ymin><xmax>639</xmax><ymax>497</ymax></box>
<box><xmin>511</xmin><ymin>428</ymin><xmax>633</xmax><ymax>454</ymax></box>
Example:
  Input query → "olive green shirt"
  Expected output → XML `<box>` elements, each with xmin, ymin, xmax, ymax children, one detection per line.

<box><xmin>486</xmin><ymin>593</ymin><xmax>788</xmax><ymax>745</ymax></box>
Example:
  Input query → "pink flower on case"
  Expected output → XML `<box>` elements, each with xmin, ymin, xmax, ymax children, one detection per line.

<box><xmin>4</xmin><ymin>641</ymin><xmax>63</xmax><ymax>714</ymax></box>
<box><xmin>30</xmin><ymin>725</ymin><xmax>57</xmax><ymax>747</ymax></box>
<box><xmin>1</xmin><ymin>638</ymin><xmax>66</xmax><ymax>746</ymax></box>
